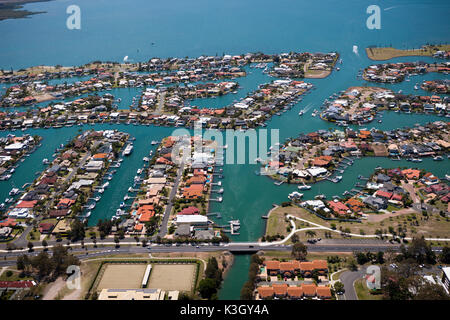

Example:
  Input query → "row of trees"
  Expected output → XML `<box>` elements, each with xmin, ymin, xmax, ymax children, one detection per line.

<box><xmin>240</xmin><ymin>254</ymin><xmax>264</xmax><ymax>300</ymax></box>
<box><xmin>17</xmin><ymin>244</ymin><xmax>80</xmax><ymax>282</ymax></box>
<box><xmin>197</xmin><ymin>257</ymin><xmax>223</xmax><ymax>300</ymax></box>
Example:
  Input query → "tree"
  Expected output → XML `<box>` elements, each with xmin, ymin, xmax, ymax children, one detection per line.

<box><xmin>347</xmin><ymin>258</ymin><xmax>358</xmax><ymax>271</ymax></box>
<box><xmin>334</xmin><ymin>281</ymin><xmax>345</xmax><ymax>294</ymax></box>
<box><xmin>291</xmin><ymin>242</ymin><xmax>307</xmax><ymax>261</ymax></box>
<box><xmin>376</xmin><ymin>251</ymin><xmax>385</xmax><ymax>264</ymax></box>
<box><xmin>114</xmin><ymin>236</ymin><xmax>120</xmax><ymax>247</ymax></box>
<box><xmin>414</xmin><ymin>282</ymin><xmax>450</xmax><ymax>300</ymax></box>
<box><xmin>205</xmin><ymin>257</ymin><xmax>222</xmax><ymax>287</ymax></box>
<box><xmin>305</xmin><ymin>230</ymin><xmax>316</xmax><ymax>238</ymax></box>
<box><xmin>69</xmin><ymin>219</ymin><xmax>85</xmax><ymax>241</ymax></box>
<box><xmin>42</xmin><ymin>240</ymin><xmax>48</xmax><ymax>251</ymax></box>
<box><xmin>134</xmin><ymin>236</ymin><xmax>140</xmax><ymax>245</ymax></box>
<box><xmin>439</xmin><ymin>246</ymin><xmax>450</xmax><ymax>264</ymax></box>
<box><xmin>240</xmin><ymin>281</ymin><xmax>254</xmax><ymax>300</ymax></box>
<box><xmin>290</xmin><ymin>233</ymin><xmax>299</xmax><ymax>243</ymax></box>
<box><xmin>198</xmin><ymin>278</ymin><xmax>217</xmax><ymax>299</ymax></box>
<box><xmin>27</xmin><ymin>241</ymin><xmax>34</xmax><ymax>252</ymax></box>
<box><xmin>141</xmin><ymin>239</ymin><xmax>148</xmax><ymax>247</ymax></box>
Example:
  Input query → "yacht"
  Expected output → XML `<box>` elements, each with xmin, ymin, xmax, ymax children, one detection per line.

<box><xmin>122</xmin><ymin>143</ymin><xmax>133</xmax><ymax>156</ymax></box>
<box><xmin>288</xmin><ymin>191</ymin><xmax>303</xmax><ymax>200</ymax></box>
<box><xmin>9</xmin><ymin>188</ymin><xmax>20</xmax><ymax>196</ymax></box>
<box><xmin>298</xmin><ymin>183</ymin><xmax>311</xmax><ymax>190</ymax></box>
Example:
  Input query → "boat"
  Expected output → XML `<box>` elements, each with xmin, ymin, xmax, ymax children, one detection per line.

<box><xmin>288</xmin><ymin>191</ymin><xmax>303</xmax><ymax>200</ymax></box>
<box><xmin>42</xmin><ymin>158</ymin><xmax>49</xmax><ymax>165</ymax></box>
<box><xmin>98</xmin><ymin>188</ymin><xmax>104</xmax><ymax>194</ymax></box>
<box><xmin>119</xmin><ymin>202</ymin><xmax>125</xmax><ymax>208</ymax></box>
<box><xmin>375</xmin><ymin>166</ymin><xmax>382</xmax><ymax>170</ymax></box>
<box><xmin>433</xmin><ymin>156</ymin><xmax>443</xmax><ymax>161</ymax></box>
<box><xmin>151</xmin><ymin>140</ymin><xmax>159</xmax><ymax>145</ymax></box>
<box><xmin>102</xmin><ymin>182</ymin><xmax>109</xmax><ymax>189</ymax></box>
<box><xmin>122</xmin><ymin>143</ymin><xmax>133</xmax><ymax>156</ymax></box>
<box><xmin>88</xmin><ymin>203</ymin><xmax>96</xmax><ymax>210</ymax></box>
<box><xmin>411</xmin><ymin>158</ymin><xmax>422</xmax><ymax>163</ymax></box>
<box><xmin>143</xmin><ymin>157</ymin><xmax>149</xmax><ymax>162</ymax></box>
<box><xmin>9</xmin><ymin>188</ymin><xmax>20</xmax><ymax>196</ymax></box>
<box><xmin>298</xmin><ymin>110</ymin><xmax>304</xmax><ymax>116</ymax></box>
<box><xmin>446</xmin><ymin>174</ymin><xmax>450</xmax><ymax>181</ymax></box>
<box><xmin>414</xmin><ymin>84</ymin><xmax>419</xmax><ymax>90</ymax></box>
<box><xmin>298</xmin><ymin>183</ymin><xmax>311</xmax><ymax>190</ymax></box>
<box><xmin>94</xmin><ymin>196</ymin><xmax>101</xmax><ymax>202</ymax></box>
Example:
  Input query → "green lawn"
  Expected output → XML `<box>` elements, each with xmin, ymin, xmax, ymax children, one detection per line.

<box><xmin>354</xmin><ymin>278</ymin><xmax>383</xmax><ymax>300</ymax></box>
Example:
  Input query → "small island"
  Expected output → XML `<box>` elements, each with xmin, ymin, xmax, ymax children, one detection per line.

<box><xmin>365</xmin><ymin>44</ymin><xmax>450</xmax><ymax>61</ymax></box>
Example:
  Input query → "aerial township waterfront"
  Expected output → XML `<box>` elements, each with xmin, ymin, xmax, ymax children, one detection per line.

<box><xmin>0</xmin><ymin>0</ymin><xmax>449</xmax><ymax>301</ymax></box>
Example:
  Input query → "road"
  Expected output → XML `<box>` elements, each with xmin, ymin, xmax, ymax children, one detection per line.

<box><xmin>339</xmin><ymin>268</ymin><xmax>366</xmax><ymax>300</ymax></box>
<box><xmin>157</xmin><ymin>160</ymin><xmax>185</xmax><ymax>237</ymax></box>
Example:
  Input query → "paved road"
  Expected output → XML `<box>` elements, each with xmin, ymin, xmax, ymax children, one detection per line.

<box><xmin>339</xmin><ymin>268</ymin><xmax>366</xmax><ymax>300</ymax></box>
<box><xmin>157</xmin><ymin>160</ymin><xmax>185</xmax><ymax>237</ymax></box>
<box><xmin>154</xmin><ymin>92</ymin><xmax>166</xmax><ymax>115</ymax></box>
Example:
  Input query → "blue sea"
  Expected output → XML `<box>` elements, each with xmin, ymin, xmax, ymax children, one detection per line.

<box><xmin>0</xmin><ymin>0</ymin><xmax>449</xmax><ymax>299</ymax></box>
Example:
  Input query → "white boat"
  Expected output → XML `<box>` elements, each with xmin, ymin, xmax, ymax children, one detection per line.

<box><xmin>433</xmin><ymin>156</ymin><xmax>443</xmax><ymax>161</ymax></box>
<box><xmin>88</xmin><ymin>203</ymin><xmax>96</xmax><ymax>210</ymax></box>
<box><xmin>122</xmin><ymin>143</ymin><xmax>133</xmax><ymax>156</ymax></box>
<box><xmin>445</xmin><ymin>174</ymin><xmax>450</xmax><ymax>181</ymax></box>
<box><xmin>42</xmin><ymin>158</ymin><xmax>49</xmax><ymax>165</ymax></box>
<box><xmin>298</xmin><ymin>184</ymin><xmax>311</xmax><ymax>190</ymax></box>
<box><xmin>9</xmin><ymin>188</ymin><xmax>19</xmax><ymax>196</ymax></box>
<box><xmin>288</xmin><ymin>191</ymin><xmax>303</xmax><ymax>200</ymax></box>
<box><xmin>411</xmin><ymin>158</ymin><xmax>422</xmax><ymax>163</ymax></box>
<box><xmin>94</xmin><ymin>196</ymin><xmax>101</xmax><ymax>202</ymax></box>
<box><xmin>298</xmin><ymin>110</ymin><xmax>304</xmax><ymax>116</ymax></box>
<box><xmin>119</xmin><ymin>202</ymin><xmax>125</xmax><ymax>208</ymax></box>
<box><xmin>98</xmin><ymin>188</ymin><xmax>104</xmax><ymax>194</ymax></box>
<box><xmin>143</xmin><ymin>157</ymin><xmax>149</xmax><ymax>162</ymax></box>
<box><xmin>102</xmin><ymin>182</ymin><xmax>109</xmax><ymax>189</ymax></box>
<box><xmin>85</xmin><ymin>211</ymin><xmax>91</xmax><ymax>218</ymax></box>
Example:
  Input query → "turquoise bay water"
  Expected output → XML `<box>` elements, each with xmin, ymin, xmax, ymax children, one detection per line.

<box><xmin>1</xmin><ymin>0</ymin><xmax>449</xmax><ymax>299</ymax></box>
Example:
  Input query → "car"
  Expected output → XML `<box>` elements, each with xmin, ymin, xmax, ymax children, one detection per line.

<box><xmin>249</xmin><ymin>245</ymin><xmax>254</xmax><ymax>248</ymax></box>
<box><xmin>196</xmin><ymin>245</ymin><xmax>200</xmax><ymax>248</ymax></box>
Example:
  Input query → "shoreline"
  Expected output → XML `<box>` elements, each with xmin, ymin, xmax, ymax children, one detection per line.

<box><xmin>0</xmin><ymin>0</ymin><xmax>51</xmax><ymax>21</ymax></box>
<box><xmin>365</xmin><ymin>44</ymin><xmax>450</xmax><ymax>61</ymax></box>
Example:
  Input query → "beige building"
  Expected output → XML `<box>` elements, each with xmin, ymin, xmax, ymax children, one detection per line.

<box><xmin>98</xmin><ymin>288</ymin><xmax>170</xmax><ymax>300</ymax></box>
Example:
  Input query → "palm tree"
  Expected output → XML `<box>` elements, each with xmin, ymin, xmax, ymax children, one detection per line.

<box><xmin>114</xmin><ymin>236</ymin><xmax>120</xmax><ymax>248</ymax></box>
